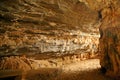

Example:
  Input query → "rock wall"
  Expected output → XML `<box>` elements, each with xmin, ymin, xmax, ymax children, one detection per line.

<box><xmin>0</xmin><ymin>56</ymin><xmax>31</xmax><ymax>71</ymax></box>
<box><xmin>78</xmin><ymin>0</ymin><xmax>120</xmax><ymax>78</ymax></box>
<box><xmin>0</xmin><ymin>0</ymin><xmax>99</xmax><ymax>57</ymax></box>
<box><xmin>1</xmin><ymin>0</ymin><xmax>120</xmax><ymax>79</ymax></box>
<box><xmin>99</xmin><ymin>7</ymin><xmax>120</xmax><ymax>78</ymax></box>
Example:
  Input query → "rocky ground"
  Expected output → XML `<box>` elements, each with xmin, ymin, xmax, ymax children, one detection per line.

<box><xmin>0</xmin><ymin>55</ymin><xmax>116</xmax><ymax>80</ymax></box>
<box><xmin>0</xmin><ymin>58</ymin><xmax>111</xmax><ymax>80</ymax></box>
<box><xmin>0</xmin><ymin>56</ymin><xmax>114</xmax><ymax>80</ymax></box>
<box><xmin>24</xmin><ymin>59</ymin><xmax>113</xmax><ymax>80</ymax></box>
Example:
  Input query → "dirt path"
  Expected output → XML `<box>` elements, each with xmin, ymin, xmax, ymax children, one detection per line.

<box><xmin>25</xmin><ymin>59</ymin><xmax>114</xmax><ymax>80</ymax></box>
<box><xmin>60</xmin><ymin>59</ymin><xmax>113</xmax><ymax>80</ymax></box>
<box><xmin>63</xmin><ymin>59</ymin><xmax>101</xmax><ymax>71</ymax></box>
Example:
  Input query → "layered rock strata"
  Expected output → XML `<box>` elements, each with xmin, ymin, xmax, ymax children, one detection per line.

<box><xmin>1</xmin><ymin>0</ymin><xmax>120</xmax><ymax>79</ymax></box>
<box><xmin>0</xmin><ymin>0</ymin><xmax>99</xmax><ymax>57</ymax></box>
<box><xmin>0</xmin><ymin>56</ymin><xmax>31</xmax><ymax>71</ymax></box>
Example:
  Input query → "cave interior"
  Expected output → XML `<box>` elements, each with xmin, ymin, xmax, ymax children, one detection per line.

<box><xmin>0</xmin><ymin>0</ymin><xmax>120</xmax><ymax>80</ymax></box>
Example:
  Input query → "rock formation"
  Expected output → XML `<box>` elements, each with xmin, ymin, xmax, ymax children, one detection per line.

<box><xmin>99</xmin><ymin>6</ymin><xmax>120</xmax><ymax>78</ymax></box>
<box><xmin>0</xmin><ymin>0</ymin><xmax>99</xmax><ymax>57</ymax></box>
<box><xmin>0</xmin><ymin>0</ymin><xmax>120</xmax><ymax>79</ymax></box>
<box><xmin>0</xmin><ymin>1</ymin><xmax>100</xmax><ymax>78</ymax></box>
<box><xmin>0</xmin><ymin>56</ymin><xmax>31</xmax><ymax>71</ymax></box>
<box><xmin>80</xmin><ymin>0</ymin><xmax>120</xmax><ymax>78</ymax></box>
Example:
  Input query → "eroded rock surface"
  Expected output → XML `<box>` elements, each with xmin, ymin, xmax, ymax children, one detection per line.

<box><xmin>1</xmin><ymin>0</ymin><xmax>120</xmax><ymax>79</ymax></box>
<box><xmin>0</xmin><ymin>56</ymin><xmax>31</xmax><ymax>71</ymax></box>
<box><xmin>0</xmin><ymin>0</ymin><xmax>99</xmax><ymax>57</ymax></box>
<box><xmin>77</xmin><ymin>0</ymin><xmax>120</xmax><ymax>78</ymax></box>
<box><xmin>99</xmin><ymin>8</ymin><xmax>120</xmax><ymax>78</ymax></box>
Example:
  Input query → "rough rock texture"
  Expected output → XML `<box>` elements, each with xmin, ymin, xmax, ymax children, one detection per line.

<box><xmin>81</xmin><ymin>0</ymin><xmax>120</xmax><ymax>78</ymax></box>
<box><xmin>1</xmin><ymin>59</ymin><xmax>112</xmax><ymax>80</ymax></box>
<box><xmin>1</xmin><ymin>0</ymin><xmax>120</xmax><ymax>79</ymax></box>
<box><xmin>0</xmin><ymin>0</ymin><xmax>99</xmax><ymax>57</ymax></box>
<box><xmin>99</xmin><ymin>7</ymin><xmax>120</xmax><ymax>78</ymax></box>
<box><xmin>0</xmin><ymin>56</ymin><xmax>31</xmax><ymax>71</ymax></box>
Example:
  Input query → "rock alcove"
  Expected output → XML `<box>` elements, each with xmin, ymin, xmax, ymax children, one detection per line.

<box><xmin>0</xmin><ymin>0</ymin><xmax>120</xmax><ymax>80</ymax></box>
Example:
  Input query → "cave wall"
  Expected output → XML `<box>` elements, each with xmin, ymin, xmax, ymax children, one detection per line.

<box><xmin>99</xmin><ymin>7</ymin><xmax>120</xmax><ymax>77</ymax></box>
<box><xmin>0</xmin><ymin>0</ymin><xmax>99</xmax><ymax>56</ymax></box>
<box><xmin>80</xmin><ymin>0</ymin><xmax>120</xmax><ymax>78</ymax></box>
<box><xmin>1</xmin><ymin>0</ymin><xmax>120</xmax><ymax>78</ymax></box>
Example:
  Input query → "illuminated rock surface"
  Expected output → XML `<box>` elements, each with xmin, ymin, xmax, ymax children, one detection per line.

<box><xmin>0</xmin><ymin>0</ymin><xmax>120</xmax><ymax>79</ymax></box>
<box><xmin>0</xmin><ymin>0</ymin><xmax>99</xmax><ymax>56</ymax></box>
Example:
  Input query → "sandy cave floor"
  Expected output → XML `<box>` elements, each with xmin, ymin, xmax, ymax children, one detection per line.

<box><xmin>24</xmin><ymin>59</ymin><xmax>114</xmax><ymax>80</ymax></box>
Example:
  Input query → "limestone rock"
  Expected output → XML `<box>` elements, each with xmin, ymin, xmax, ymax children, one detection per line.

<box><xmin>0</xmin><ymin>56</ymin><xmax>31</xmax><ymax>71</ymax></box>
<box><xmin>99</xmin><ymin>6</ymin><xmax>120</xmax><ymax>78</ymax></box>
<box><xmin>77</xmin><ymin>0</ymin><xmax>120</xmax><ymax>78</ymax></box>
<box><xmin>0</xmin><ymin>0</ymin><xmax>99</xmax><ymax>56</ymax></box>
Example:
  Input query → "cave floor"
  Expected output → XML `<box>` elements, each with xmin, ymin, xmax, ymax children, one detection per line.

<box><xmin>24</xmin><ymin>59</ymin><xmax>114</xmax><ymax>80</ymax></box>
